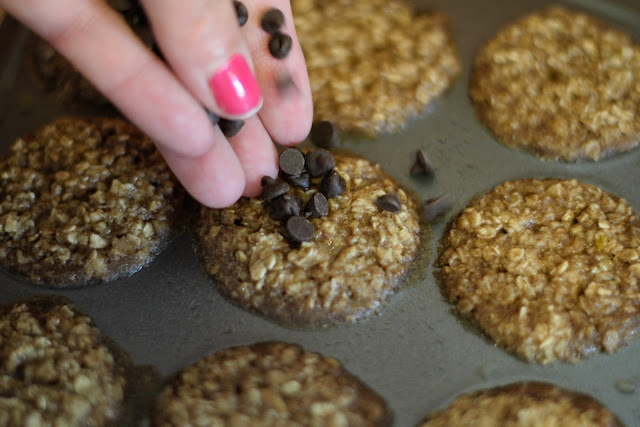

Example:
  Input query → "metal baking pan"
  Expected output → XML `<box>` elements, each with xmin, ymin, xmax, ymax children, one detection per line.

<box><xmin>1</xmin><ymin>1</ymin><xmax>639</xmax><ymax>425</ymax></box>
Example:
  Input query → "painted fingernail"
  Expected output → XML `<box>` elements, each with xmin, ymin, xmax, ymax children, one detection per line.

<box><xmin>208</xmin><ymin>54</ymin><xmax>261</xmax><ymax>116</ymax></box>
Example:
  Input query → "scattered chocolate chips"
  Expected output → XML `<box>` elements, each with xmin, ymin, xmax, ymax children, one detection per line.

<box><xmin>268</xmin><ymin>32</ymin><xmax>293</xmax><ymax>59</ymax></box>
<box><xmin>305</xmin><ymin>193</ymin><xmax>329</xmax><ymax>218</ymax></box>
<box><xmin>375</xmin><ymin>194</ymin><xmax>402</xmax><ymax>212</ymax></box>
<box><xmin>320</xmin><ymin>171</ymin><xmax>346</xmax><ymax>198</ymax></box>
<box><xmin>279</xmin><ymin>148</ymin><xmax>305</xmax><ymax>176</ymax></box>
<box><xmin>310</xmin><ymin>121</ymin><xmax>338</xmax><ymax>148</ymax></box>
<box><xmin>410</xmin><ymin>148</ymin><xmax>435</xmax><ymax>176</ymax></box>
<box><xmin>286</xmin><ymin>216</ymin><xmax>314</xmax><ymax>243</ymax></box>
<box><xmin>268</xmin><ymin>194</ymin><xmax>301</xmax><ymax>221</ymax></box>
<box><xmin>305</xmin><ymin>149</ymin><xmax>335</xmax><ymax>177</ymax></box>
<box><xmin>260</xmin><ymin>176</ymin><xmax>290</xmax><ymax>200</ymax></box>
<box><xmin>261</xmin><ymin>8</ymin><xmax>285</xmax><ymax>34</ymax></box>
<box><xmin>286</xmin><ymin>171</ymin><xmax>311</xmax><ymax>190</ymax></box>
<box><xmin>206</xmin><ymin>110</ymin><xmax>220</xmax><ymax>126</ymax></box>
<box><xmin>421</xmin><ymin>194</ymin><xmax>452</xmax><ymax>222</ymax></box>
<box><xmin>219</xmin><ymin>119</ymin><xmax>245</xmax><ymax>137</ymax></box>
<box><xmin>233</xmin><ymin>1</ymin><xmax>248</xmax><ymax>27</ymax></box>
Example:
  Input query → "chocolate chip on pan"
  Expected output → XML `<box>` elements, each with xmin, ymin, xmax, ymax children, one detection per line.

<box><xmin>305</xmin><ymin>193</ymin><xmax>329</xmax><ymax>218</ymax></box>
<box><xmin>261</xmin><ymin>8</ymin><xmax>285</xmax><ymax>34</ymax></box>
<box><xmin>260</xmin><ymin>176</ymin><xmax>290</xmax><ymax>200</ymax></box>
<box><xmin>279</xmin><ymin>148</ymin><xmax>305</xmax><ymax>176</ymax></box>
<box><xmin>410</xmin><ymin>148</ymin><xmax>435</xmax><ymax>176</ymax></box>
<box><xmin>320</xmin><ymin>171</ymin><xmax>346</xmax><ymax>198</ymax></box>
<box><xmin>376</xmin><ymin>194</ymin><xmax>402</xmax><ymax>212</ymax></box>
<box><xmin>305</xmin><ymin>149</ymin><xmax>335</xmax><ymax>177</ymax></box>
<box><xmin>218</xmin><ymin>119</ymin><xmax>245</xmax><ymax>137</ymax></box>
<box><xmin>286</xmin><ymin>216</ymin><xmax>315</xmax><ymax>243</ymax></box>
<box><xmin>310</xmin><ymin>121</ymin><xmax>339</xmax><ymax>148</ymax></box>
<box><xmin>421</xmin><ymin>194</ymin><xmax>452</xmax><ymax>222</ymax></box>
<box><xmin>267</xmin><ymin>194</ymin><xmax>301</xmax><ymax>221</ymax></box>
<box><xmin>233</xmin><ymin>1</ymin><xmax>248</xmax><ymax>27</ymax></box>
<box><xmin>286</xmin><ymin>171</ymin><xmax>311</xmax><ymax>190</ymax></box>
<box><xmin>269</xmin><ymin>32</ymin><xmax>293</xmax><ymax>59</ymax></box>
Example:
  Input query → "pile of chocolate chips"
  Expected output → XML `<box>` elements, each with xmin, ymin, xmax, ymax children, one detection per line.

<box><xmin>260</xmin><ymin>148</ymin><xmax>345</xmax><ymax>243</ymax></box>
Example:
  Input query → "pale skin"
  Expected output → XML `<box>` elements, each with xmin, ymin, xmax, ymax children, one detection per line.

<box><xmin>1</xmin><ymin>0</ymin><xmax>313</xmax><ymax>208</ymax></box>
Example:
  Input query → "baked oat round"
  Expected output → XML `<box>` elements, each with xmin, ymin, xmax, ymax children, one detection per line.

<box><xmin>152</xmin><ymin>341</ymin><xmax>392</xmax><ymax>426</ymax></box>
<box><xmin>420</xmin><ymin>382</ymin><xmax>623</xmax><ymax>426</ymax></box>
<box><xmin>0</xmin><ymin>117</ymin><xmax>186</xmax><ymax>287</ymax></box>
<box><xmin>195</xmin><ymin>151</ymin><xmax>426</xmax><ymax>328</ymax></box>
<box><xmin>0</xmin><ymin>296</ymin><xmax>136</xmax><ymax>426</ymax></box>
<box><xmin>437</xmin><ymin>178</ymin><xmax>640</xmax><ymax>364</ymax></box>
<box><xmin>292</xmin><ymin>0</ymin><xmax>461</xmax><ymax>137</ymax></box>
<box><xmin>471</xmin><ymin>6</ymin><xmax>640</xmax><ymax>161</ymax></box>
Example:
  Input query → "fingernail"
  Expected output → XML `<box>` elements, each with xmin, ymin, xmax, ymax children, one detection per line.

<box><xmin>208</xmin><ymin>54</ymin><xmax>262</xmax><ymax>116</ymax></box>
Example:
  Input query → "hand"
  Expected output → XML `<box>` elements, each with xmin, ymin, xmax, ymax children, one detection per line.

<box><xmin>2</xmin><ymin>0</ymin><xmax>313</xmax><ymax>208</ymax></box>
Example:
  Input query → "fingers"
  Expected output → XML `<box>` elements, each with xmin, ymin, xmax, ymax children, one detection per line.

<box><xmin>241</xmin><ymin>0</ymin><xmax>313</xmax><ymax>145</ymax></box>
<box><xmin>141</xmin><ymin>0</ymin><xmax>263</xmax><ymax>120</ymax></box>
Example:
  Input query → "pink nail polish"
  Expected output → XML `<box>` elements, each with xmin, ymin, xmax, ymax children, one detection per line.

<box><xmin>208</xmin><ymin>54</ymin><xmax>262</xmax><ymax>116</ymax></box>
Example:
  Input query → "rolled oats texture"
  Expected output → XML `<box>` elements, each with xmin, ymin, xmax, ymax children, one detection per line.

<box><xmin>152</xmin><ymin>341</ymin><xmax>392</xmax><ymax>426</ymax></box>
<box><xmin>195</xmin><ymin>152</ymin><xmax>427</xmax><ymax>328</ymax></box>
<box><xmin>420</xmin><ymin>382</ymin><xmax>623</xmax><ymax>426</ymax></box>
<box><xmin>471</xmin><ymin>6</ymin><xmax>640</xmax><ymax>161</ymax></box>
<box><xmin>437</xmin><ymin>178</ymin><xmax>640</xmax><ymax>364</ymax></box>
<box><xmin>292</xmin><ymin>0</ymin><xmax>461</xmax><ymax>137</ymax></box>
<box><xmin>0</xmin><ymin>117</ymin><xmax>187</xmax><ymax>287</ymax></box>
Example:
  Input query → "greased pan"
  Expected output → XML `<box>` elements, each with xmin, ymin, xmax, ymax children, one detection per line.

<box><xmin>1</xmin><ymin>1</ymin><xmax>639</xmax><ymax>425</ymax></box>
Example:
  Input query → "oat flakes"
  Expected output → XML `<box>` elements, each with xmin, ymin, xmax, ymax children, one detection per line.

<box><xmin>195</xmin><ymin>152</ymin><xmax>426</xmax><ymax>328</ymax></box>
<box><xmin>292</xmin><ymin>0</ymin><xmax>461</xmax><ymax>137</ymax></box>
<box><xmin>152</xmin><ymin>341</ymin><xmax>392</xmax><ymax>426</ymax></box>
<box><xmin>471</xmin><ymin>6</ymin><xmax>640</xmax><ymax>161</ymax></box>
<box><xmin>437</xmin><ymin>178</ymin><xmax>640</xmax><ymax>364</ymax></box>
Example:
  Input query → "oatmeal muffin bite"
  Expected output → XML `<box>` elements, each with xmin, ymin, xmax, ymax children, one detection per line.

<box><xmin>419</xmin><ymin>382</ymin><xmax>623</xmax><ymax>426</ymax></box>
<box><xmin>437</xmin><ymin>178</ymin><xmax>640</xmax><ymax>364</ymax></box>
<box><xmin>0</xmin><ymin>117</ymin><xmax>186</xmax><ymax>287</ymax></box>
<box><xmin>471</xmin><ymin>6</ymin><xmax>640</xmax><ymax>161</ymax></box>
<box><xmin>292</xmin><ymin>0</ymin><xmax>461</xmax><ymax>137</ymax></box>
<box><xmin>0</xmin><ymin>295</ymin><xmax>147</xmax><ymax>426</ymax></box>
<box><xmin>152</xmin><ymin>341</ymin><xmax>392</xmax><ymax>426</ymax></box>
<box><xmin>195</xmin><ymin>150</ymin><xmax>426</xmax><ymax>328</ymax></box>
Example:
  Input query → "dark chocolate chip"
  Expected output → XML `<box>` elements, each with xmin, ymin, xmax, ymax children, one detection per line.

<box><xmin>375</xmin><ymin>194</ymin><xmax>402</xmax><ymax>212</ymax></box>
<box><xmin>219</xmin><ymin>119</ymin><xmax>245</xmax><ymax>137</ymax></box>
<box><xmin>261</xmin><ymin>8</ymin><xmax>285</xmax><ymax>34</ymax></box>
<box><xmin>421</xmin><ymin>195</ymin><xmax>452</xmax><ymax>223</ymax></box>
<box><xmin>286</xmin><ymin>216</ymin><xmax>314</xmax><ymax>243</ymax></box>
<box><xmin>320</xmin><ymin>171</ymin><xmax>346</xmax><ymax>198</ymax></box>
<box><xmin>310</xmin><ymin>121</ymin><xmax>338</xmax><ymax>148</ymax></box>
<box><xmin>279</xmin><ymin>148</ymin><xmax>305</xmax><ymax>176</ymax></box>
<box><xmin>410</xmin><ymin>148</ymin><xmax>435</xmax><ymax>176</ymax></box>
<box><xmin>260</xmin><ymin>176</ymin><xmax>290</xmax><ymax>200</ymax></box>
<box><xmin>268</xmin><ymin>32</ymin><xmax>292</xmax><ymax>59</ymax></box>
<box><xmin>206</xmin><ymin>110</ymin><xmax>220</xmax><ymax>126</ymax></box>
<box><xmin>267</xmin><ymin>194</ymin><xmax>301</xmax><ymax>221</ymax></box>
<box><xmin>305</xmin><ymin>193</ymin><xmax>329</xmax><ymax>218</ymax></box>
<box><xmin>233</xmin><ymin>1</ymin><xmax>248</xmax><ymax>26</ymax></box>
<box><xmin>305</xmin><ymin>149</ymin><xmax>335</xmax><ymax>177</ymax></box>
<box><xmin>286</xmin><ymin>171</ymin><xmax>311</xmax><ymax>190</ymax></box>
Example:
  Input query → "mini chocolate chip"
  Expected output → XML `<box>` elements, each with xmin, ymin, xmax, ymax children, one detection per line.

<box><xmin>276</xmin><ymin>72</ymin><xmax>297</xmax><ymax>94</ymax></box>
<box><xmin>422</xmin><ymin>195</ymin><xmax>452</xmax><ymax>223</ymax></box>
<box><xmin>286</xmin><ymin>216</ymin><xmax>314</xmax><ymax>243</ymax></box>
<box><xmin>219</xmin><ymin>119</ymin><xmax>245</xmax><ymax>137</ymax></box>
<box><xmin>310</xmin><ymin>120</ymin><xmax>338</xmax><ymax>148</ymax></box>
<box><xmin>410</xmin><ymin>148</ymin><xmax>435</xmax><ymax>176</ymax></box>
<box><xmin>268</xmin><ymin>194</ymin><xmax>301</xmax><ymax>221</ymax></box>
<box><xmin>261</xmin><ymin>8</ymin><xmax>285</xmax><ymax>34</ymax></box>
<box><xmin>233</xmin><ymin>1</ymin><xmax>248</xmax><ymax>26</ymax></box>
<box><xmin>260</xmin><ymin>176</ymin><xmax>290</xmax><ymax>200</ymax></box>
<box><xmin>206</xmin><ymin>110</ymin><xmax>220</xmax><ymax>126</ymax></box>
<box><xmin>268</xmin><ymin>32</ymin><xmax>292</xmax><ymax>59</ymax></box>
<box><xmin>320</xmin><ymin>171</ymin><xmax>346</xmax><ymax>198</ymax></box>
<box><xmin>286</xmin><ymin>171</ymin><xmax>311</xmax><ymax>190</ymax></box>
<box><xmin>305</xmin><ymin>192</ymin><xmax>329</xmax><ymax>218</ymax></box>
<box><xmin>305</xmin><ymin>149</ymin><xmax>335</xmax><ymax>177</ymax></box>
<box><xmin>375</xmin><ymin>194</ymin><xmax>402</xmax><ymax>212</ymax></box>
<box><xmin>279</xmin><ymin>148</ymin><xmax>305</xmax><ymax>176</ymax></box>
